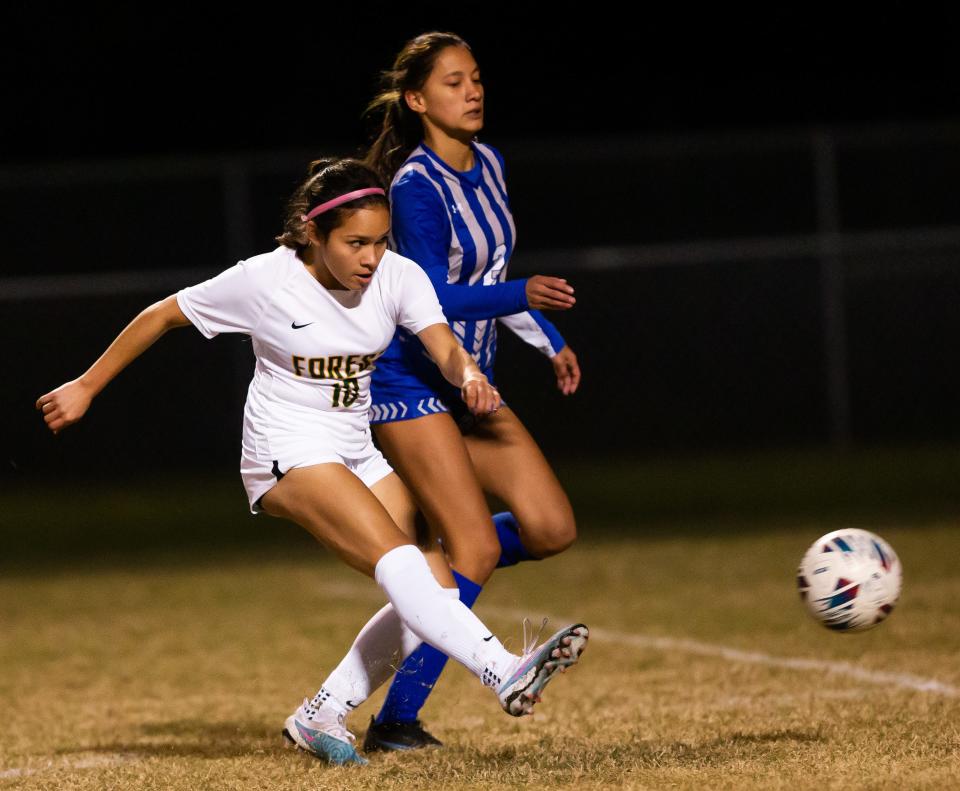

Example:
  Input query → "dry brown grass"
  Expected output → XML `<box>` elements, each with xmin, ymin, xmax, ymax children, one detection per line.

<box><xmin>2</xmin><ymin>521</ymin><xmax>959</xmax><ymax>790</ymax></box>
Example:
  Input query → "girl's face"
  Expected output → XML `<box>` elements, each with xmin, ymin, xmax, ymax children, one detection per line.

<box><xmin>408</xmin><ymin>45</ymin><xmax>483</xmax><ymax>140</ymax></box>
<box><xmin>307</xmin><ymin>205</ymin><xmax>390</xmax><ymax>290</ymax></box>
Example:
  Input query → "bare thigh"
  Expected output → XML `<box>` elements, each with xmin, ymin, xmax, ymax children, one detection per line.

<box><xmin>464</xmin><ymin>407</ymin><xmax>576</xmax><ymax>558</ymax></box>
<box><xmin>259</xmin><ymin>463</ymin><xmax>412</xmax><ymax>578</ymax></box>
<box><xmin>374</xmin><ymin>413</ymin><xmax>501</xmax><ymax>584</ymax></box>
<box><xmin>368</xmin><ymin>469</ymin><xmax>455</xmax><ymax>587</ymax></box>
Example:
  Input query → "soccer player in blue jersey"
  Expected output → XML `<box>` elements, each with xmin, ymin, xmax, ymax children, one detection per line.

<box><xmin>359</xmin><ymin>31</ymin><xmax>583</xmax><ymax>751</ymax></box>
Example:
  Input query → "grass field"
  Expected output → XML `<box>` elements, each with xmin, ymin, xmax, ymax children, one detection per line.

<box><xmin>2</xmin><ymin>448</ymin><xmax>959</xmax><ymax>789</ymax></box>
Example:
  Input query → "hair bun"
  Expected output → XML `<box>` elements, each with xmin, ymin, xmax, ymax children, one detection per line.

<box><xmin>307</xmin><ymin>157</ymin><xmax>337</xmax><ymax>177</ymax></box>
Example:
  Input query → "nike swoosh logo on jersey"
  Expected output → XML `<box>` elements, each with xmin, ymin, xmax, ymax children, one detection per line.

<box><xmin>291</xmin><ymin>321</ymin><xmax>313</xmax><ymax>329</ymax></box>
<box><xmin>483</xmin><ymin>635</ymin><xmax>494</xmax><ymax>641</ymax></box>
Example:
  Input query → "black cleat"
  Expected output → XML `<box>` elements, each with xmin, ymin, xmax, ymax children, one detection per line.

<box><xmin>362</xmin><ymin>716</ymin><xmax>443</xmax><ymax>752</ymax></box>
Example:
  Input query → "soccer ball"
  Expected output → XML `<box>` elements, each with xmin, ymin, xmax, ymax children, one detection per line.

<box><xmin>797</xmin><ymin>528</ymin><xmax>902</xmax><ymax>632</ymax></box>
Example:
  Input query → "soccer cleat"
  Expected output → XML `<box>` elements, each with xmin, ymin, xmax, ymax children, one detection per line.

<box><xmin>497</xmin><ymin>622</ymin><xmax>589</xmax><ymax>716</ymax></box>
<box><xmin>282</xmin><ymin>699</ymin><xmax>367</xmax><ymax>766</ymax></box>
<box><xmin>362</xmin><ymin>716</ymin><xmax>443</xmax><ymax>752</ymax></box>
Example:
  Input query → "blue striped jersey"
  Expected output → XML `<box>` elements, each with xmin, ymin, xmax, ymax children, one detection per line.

<box><xmin>378</xmin><ymin>140</ymin><xmax>565</xmax><ymax>377</ymax></box>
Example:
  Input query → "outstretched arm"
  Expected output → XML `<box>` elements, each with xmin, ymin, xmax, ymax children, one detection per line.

<box><xmin>36</xmin><ymin>295</ymin><xmax>191</xmax><ymax>433</ymax></box>
<box><xmin>415</xmin><ymin>323</ymin><xmax>500</xmax><ymax>416</ymax></box>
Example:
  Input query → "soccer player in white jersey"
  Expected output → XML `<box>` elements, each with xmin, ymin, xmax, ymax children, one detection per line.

<box><xmin>36</xmin><ymin>158</ymin><xmax>588</xmax><ymax>766</ymax></box>
<box><xmin>356</xmin><ymin>33</ymin><xmax>583</xmax><ymax>751</ymax></box>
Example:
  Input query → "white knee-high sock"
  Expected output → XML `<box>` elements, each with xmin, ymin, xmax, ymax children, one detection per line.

<box><xmin>375</xmin><ymin>544</ymin><xmax>517</xmax><ymax>687</ymax></box>
<box><xmin>319</xmin><ymin>598</ymin><xmax>442</xmax><ymax>710</ymax></box>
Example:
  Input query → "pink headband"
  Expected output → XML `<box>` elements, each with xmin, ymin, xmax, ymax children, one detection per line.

<box><xmin>300</xmin><ymin>187</ymin><xmax>386</xmax><ymax>222</ymax></box>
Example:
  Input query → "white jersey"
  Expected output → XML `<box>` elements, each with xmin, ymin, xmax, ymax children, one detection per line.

<box><xmin>176</xmin><ymin>245</ymin><xmax>446</xmax><ymax>508</ymax></box>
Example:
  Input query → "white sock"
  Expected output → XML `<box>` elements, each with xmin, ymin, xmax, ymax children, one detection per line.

<box><xmin>374</xmin><ymin>544</ymin><xmax>517</xmax><ymax>687</ymax></box>
<box><xmin>319</xmin><ymin>601</ymin><xmax>427</xmax><ymax>710</ymax></box>
<box><xmin>302</xmin><ymin>685</ymin><xmax>348</xmax><ymax>720</ymax></box>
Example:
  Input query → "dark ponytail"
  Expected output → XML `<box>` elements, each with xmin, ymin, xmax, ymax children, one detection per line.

<box><xmin>276</xmin><ymin>158</ymin><xmax>388</xmax><ymax>252</ymax></box>
<box><xmin>364</xmin><ymin>31</ymin><xmax>471</xmax><ymax>185</ymax></box>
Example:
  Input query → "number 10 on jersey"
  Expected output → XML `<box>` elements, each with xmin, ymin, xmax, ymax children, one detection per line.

<box><xmin>332</xmin><ymin>378</ymin><xmax>360</xmax><ymax>407</ymax></box>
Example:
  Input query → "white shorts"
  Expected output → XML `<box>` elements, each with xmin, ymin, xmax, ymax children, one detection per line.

<box><xmin>242</xmin><ymin>444</ymin><xmax>394</xmax><ymax>514</ymax></box>
<box><xmin>240</xmin><ymin>389</ymin><xmax>394</xmax><ymax>514</ymax></box>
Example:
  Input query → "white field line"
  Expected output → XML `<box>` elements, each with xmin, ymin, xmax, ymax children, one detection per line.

<box><xmin>593</xmin><ymin>625</ymin><xmax>960</xmax><ymax>697</ymax></box>
<box><xmin>491</xmin><ymin>607</ymin><xmax>960</xmax><ymax>699</ymax></box>
<box><xmin>313</xmin><ymin>585</ymin><xmax>960</xmax><ymax>699</ymax></box>
<box><xmin>0</xmin><ymin>753</ymin><xmax>139</xmax><ymax>780</ymax></box>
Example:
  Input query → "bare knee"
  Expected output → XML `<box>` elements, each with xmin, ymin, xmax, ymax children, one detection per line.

<box><xmin>521</xmin><ymin>508</ymin><xmax>577</xmax><ymax>559</ymax></box>
<box><xmin>446</xmin><ymin>531</ymin><xmax>502</xmax><ymax>584</ymax></box>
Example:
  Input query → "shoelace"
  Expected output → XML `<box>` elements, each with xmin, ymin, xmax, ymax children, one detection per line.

<box><xmin>520</xmin><ymin>616</ymin><xmax>550</xmax><ymax>658</ymax></box>
<box><xmin>301</xmin><ymin>698</ymin><xmax>356</xmax><ymax>743</ymax></box>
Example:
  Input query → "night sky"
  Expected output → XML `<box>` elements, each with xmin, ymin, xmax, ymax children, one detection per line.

<box><xmin>5</xmin><ymin>2</ymin><xmax>957</xmax><ymax>163</ymax></box>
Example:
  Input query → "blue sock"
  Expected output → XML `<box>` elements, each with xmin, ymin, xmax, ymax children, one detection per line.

<box><xmin>375</xmin><ymin>569</ymin><xmax>483</xmax><ymax>724</ymax></box>
<box><xmin>493</xmin><ymin>511</ymin><xmax>538</xmax><ymax>567</ymax></box>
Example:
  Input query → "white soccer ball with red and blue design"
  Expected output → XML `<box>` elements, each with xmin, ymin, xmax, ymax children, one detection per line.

<box><xmin>797</xmin><ymin>528</ymin><xmax>902</xmax><ymax>632</ymax></box>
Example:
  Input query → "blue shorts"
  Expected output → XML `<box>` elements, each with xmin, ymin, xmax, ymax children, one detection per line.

<box><xmin>370</xmin><ymin>356</ymin><xmax>497</xmax><ymax>432</ymax></box>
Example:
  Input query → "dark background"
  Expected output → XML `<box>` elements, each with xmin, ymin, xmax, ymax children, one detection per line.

<box><xmin>3</xmin><ymin>2</ymin><xmax>959</xmax><ymax>485</ymax></box>
<box><xmin>3</xmin><ymin>3</ymin><xmax>957</xmax><ymax>160</ymax></box>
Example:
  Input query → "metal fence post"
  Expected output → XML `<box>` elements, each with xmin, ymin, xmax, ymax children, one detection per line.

<box><xmin>813</xmin><ymin>129</ymin><xmax>852</xmax><ymax>447</ymax></box>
